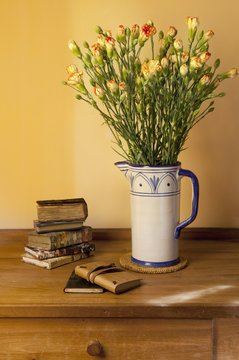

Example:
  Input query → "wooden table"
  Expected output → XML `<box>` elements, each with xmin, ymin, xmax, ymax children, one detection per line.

<box><xmin>0</xmin><ymin>229</ymin><xmax>239</xmax><ymax>359</ymax></box>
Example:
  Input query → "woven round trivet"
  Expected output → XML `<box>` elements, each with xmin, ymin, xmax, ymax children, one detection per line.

<box><xmin>120</xmin><ymin>253</ymin><xmax>188</xmax><ymax>274</ymax></box>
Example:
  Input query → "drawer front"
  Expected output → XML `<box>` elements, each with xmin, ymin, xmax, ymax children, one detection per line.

<box><xmin>214</xmin><ymin>319</ymin><xmax>239</xmax><ymax>360</ymax></box>
<box><xmin>0</xmin><ymin>318</ymin><xmax>212</xmax><ymax>360</ymax></box>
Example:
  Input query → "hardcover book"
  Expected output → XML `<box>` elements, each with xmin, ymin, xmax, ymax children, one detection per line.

<box><xmin>24</xmin><ymin>242</ymin><xmax>95</xmax><ymax>260</ymax></box>
<box><xmin>64</xmin><ymin>270</ymin><xmax>103</xmax><ymax>293</ymax></box>
<box><xmin>34</xmin><ymin>219</ymin><xmax>84</xmax><ymax>234</ymax></box>
<box><xmin>22</xmin><ymin>250</ymin><xmax>94</xmax><ymax>269</ymax></box>
<box><xmin>27</xmin><ymin>226</ymin><xmax>92</xmax><ymax>250</ymax></box>
<box><xmin>37</xmin><ymin>198</ymin><xmax>88</xmax><ymax>222</ymax></box>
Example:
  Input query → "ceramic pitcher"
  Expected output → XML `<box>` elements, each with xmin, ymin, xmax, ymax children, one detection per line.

<box><xmin>115</xmin><ymin>162</ymin><xmax>199</xmax><ymax>267</ymax></box>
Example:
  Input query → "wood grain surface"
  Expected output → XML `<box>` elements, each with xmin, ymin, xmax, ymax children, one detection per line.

<box><xmin>0</xmin><ymin>229</ymin><xmax>239</xmax><ymax>319</ymax></box>
<box><xmin>1</xmin><ymin>229</ymin><xmax>239</xmax><ymax>359</ymax></box>
<box><xmin>0</xmin><ymin>318</ymin><xmax>212</xmax><ymax>360</ymax></box>
<box><xmin>214</xmin><ymin>319</ymin><xmax>239</xmax><ymax>360</ymax></box>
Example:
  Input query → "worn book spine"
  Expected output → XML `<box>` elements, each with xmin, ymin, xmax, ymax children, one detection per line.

<box><xmin>24</xmin><ymin>242</ymin><xmax>95</xmax><ymax>260</ymax></box>
<box><xmin>33</xmin><ymin>220</ymin><xmax>84</xmax><ymax>233</ymax></box>
<box><xmin>22</xmin><ymin>250</ymin><xmax>94</xmax><ymax>269</ymax></box>
<box><xmin>37</xmin><ymin>199</ymin><xmax>88</xmax><ymax>222</ymax></box>
<box><xmin>37</xmin><ymin>198</ymin><xmax>86</xmax><ymax>206</ymax></box>
<box><xmin>27</xmin><ymin>227</ymin><xmax>92</xmax><ymax>250</ymax></box>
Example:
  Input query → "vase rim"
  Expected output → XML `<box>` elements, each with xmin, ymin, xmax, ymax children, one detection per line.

<box><xmin>115</xmin><ymin>161</ymin><xmax>181</xmax><ymax>168</ymax></box>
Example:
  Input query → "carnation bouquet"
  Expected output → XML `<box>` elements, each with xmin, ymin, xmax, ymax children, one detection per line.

<box><xmin>64</xmin><ymin>17</ymin><xmax>237</xmax><ymax>166</ymax></box>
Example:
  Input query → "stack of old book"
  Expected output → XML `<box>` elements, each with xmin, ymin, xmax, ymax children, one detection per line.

<box><xmin>22</xmin><ymin>198</ymin><xmax>94</xmax><ymax>269</ymax></box>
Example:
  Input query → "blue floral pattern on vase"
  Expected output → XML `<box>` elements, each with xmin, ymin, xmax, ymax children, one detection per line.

<box><xmin>122</xmin><ymin>167</ymin><xmax>179</xmax><ymax>197</ymax></box>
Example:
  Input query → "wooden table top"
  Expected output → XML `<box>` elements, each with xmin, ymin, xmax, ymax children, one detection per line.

<box><xmin>0</xmin><ymin>229</ymin><xmax>239</xmax><ymax>319</ymax></box>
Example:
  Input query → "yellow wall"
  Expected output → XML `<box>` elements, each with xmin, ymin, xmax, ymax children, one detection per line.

<box><xmin>0</xmin><ymin>0</ymin><xmax>238</xmax><ymax>229</ymax></box>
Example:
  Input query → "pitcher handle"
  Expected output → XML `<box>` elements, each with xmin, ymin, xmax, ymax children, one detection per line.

<box><xmin>174</xmin><ymin>169</ymin><xmax>199</xmax><ymax>239</ymax></box>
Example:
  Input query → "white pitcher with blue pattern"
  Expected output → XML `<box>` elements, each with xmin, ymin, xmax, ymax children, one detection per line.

<box><xmin>115</xmin><ymin>162</ymin><xmax>199</xmax><ymax>267</ymax></box>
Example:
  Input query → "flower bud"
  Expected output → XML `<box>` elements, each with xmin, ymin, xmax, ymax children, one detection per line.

<box><xmin>66</xmin><ymin>64</ymin><xmax>78</xmax><ymax>75</ymax></box>
<box><xmin>67</xmin><ymin>71</ymin><xmax>83</xmax><ymax>85</ymax></box>
<box><xmin>119</xmin><ymin>93</ymin><xmax>126</xmax><ymax>103</ymax></box>
<box><xmin>218</xmin><ymin>68</ymin><xmax>238</xmax><ymax>80</ymax></box>
<box><xmin>142</xmin><ymin>60</ymin><xmax>161</xmax><ymax>79</ymax></box>
<box><xmin>117</xmin><ymin>25</ymin><xmax>126</xmax><ymax>43</ymax></box>
<box><xmin>105</xmin><ymin>36</ymin><xmax>115</xmax><ymax>57</ymax></box>
<box><xmin>91</xmin><ymin>45</ymin><xmax>103</xmax><ymax>66</ymax></box>
<box><xmin>107</xmin><ymin>80</ymin><xmax>118</xmax><ymax>94</ymax></box>
<box><xmin>68</xmin><ymin>40</ymin><xmax>82</xmax><ymax>58</ymax></box>
<box><xmin>167</xmin><ymin>26</ymin><xmax>177</xmax><ymax>38</ymax></box>
<box><xmin>97</xmin><ymin>35</ymin><xmax>105</xmax><ymax>48</ymax></box>
<box><xmin>139</xmin><ymin>24</ymin><xmax>157</xmax><ymax>44</ymax></box>
<box><xmin>95</xmin><ymin>26</ymin><xmax>103</xmax><ymax>34</ymax></box>
<box><xmin>200</xmin><ymin>74</ymin><xmax>210</xmax><ymax>86</ymax></box>
<box><xmin>225</xmin><ymin>68</ymin><xmax>238</xmax><ymax>78</ymax></box>
<box><xmin>158</xmin><ymin>38</ymin><xmax>166</xmax><ymax>57</ymax></box>
<box><xmin>217</xmin><ymin>69</ymin><xmax>235</xmax><ymax>80</ymax></box>
<box><xmin>91</xmin><ymin>44</ymin><xmax>101</xmax><ymax>58</ymax></box>
<box><xmin>214</xmin><ymin>59</ymin><xmax>220</xmax><ymax>69</ymax></box>
<box><xmin>119</xmin><ymin>82</ymin><xmax>127</xmax><ymax>91</ymax></box>
<box><xmin>83</xmin><ymin>41</ymin><xmax>89</xmax><ymax>49</ymax></box>
<box><xmin>186</xmin><ymin>17</ymin><xmax>199</xmax><ymax>42</ymax></box>
<box><xmin>148</xmin><ymin>59</ymin><xmax>162</xmax><ymax>75</ymax></box>
<box><xmin>181</xmin><ymin>51</ymin><xmax>189</xmax><ymax>64</ymax></box>
<box><xmin>161</xmin><ymin>57</ymin><xmax>169</xmax><ymax>68</ymax></box>
<box><xmin>158</xmin><ymin>30</ymin><xmax>164</xmax><ymax>39</ymax></box>
<box><xmin>203</xmin><ymin>30</ymin><xmax>214</xmax><ymax>41</ymax></box>
<box><xmin>190</xmin><ymin>56</ymin><xmax>202</xmax><ymax>69</ymax></box>
<box><xmin>93</xmin><ymin>86</ymin><xmax>106</xmax><ymax>100</ymax></box>
<box><xmin>186</xmin><ymin>17</ymin><xmax>199</xmax><ymax>30</ymax></box>
<box><xmin>170</xmin><ymin>54</ymin><xmax>177</xmax><ymax>63</ymax></box>
<box><xmin>174</xmin><ymin>39</ymin><xmax>183</xmax><ymax>51</ymax></box>
<box><xmin>131</xmin><ymin>24</ymin><xmax>140</xmax><ymax>39</ymax></box>
<box><xmin>136</xmin><ymin>104</ymin><xmax>142</xmax><ymax>112</ymax></box>
<box><xmin>84</xmin><ymin>53</ymin><xmax>91</xmax><ymax>62</ymax></box>
<box><xmin>200</xmin><ymin>52</ymin><xmax>211</xmax><ymax>63</ymax></box>
<box><xmin>126</xmin><ymin>27</ymin><xmax>131</xmax><ymax>37</ymax></box>
<box><xmin>180</xmin><ymin>64</ymin><xmax>188</xmax><ymax>76</ymax></box>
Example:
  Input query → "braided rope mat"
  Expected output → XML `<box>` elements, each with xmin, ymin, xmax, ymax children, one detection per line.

<box><xmin>120</xmin><ymin>253</ymin><xmax>188</xmax><ymax>274</ymax></box>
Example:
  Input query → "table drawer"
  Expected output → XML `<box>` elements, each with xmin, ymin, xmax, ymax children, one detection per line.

<box><xmin>214</xmin><ymin>319</ymin><xmax>239</xmax><ymax>360</ymax></box>
<box><xmin>0</xmin><ymin>318</ymin><xmax>212</xmax><ymax>359</ymax></box>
